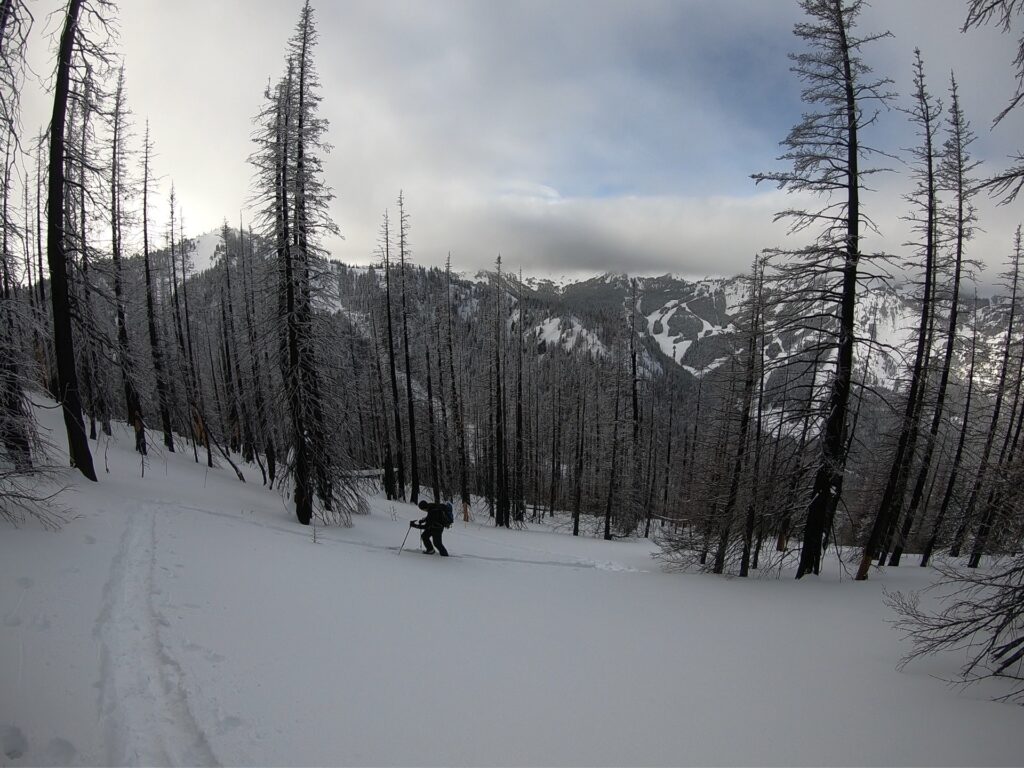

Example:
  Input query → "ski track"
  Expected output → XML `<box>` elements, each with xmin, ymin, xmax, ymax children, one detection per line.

<box><xmin>94</xmin><ymin>506</ymin><xmax>219</xmax><ymax>767</ymax></box>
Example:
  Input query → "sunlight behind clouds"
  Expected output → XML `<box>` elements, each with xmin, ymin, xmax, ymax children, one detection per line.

<box><xmin>17</xmin><ymin>0</ymin><xmax>1024</xmax><ymax>283</ymax></box>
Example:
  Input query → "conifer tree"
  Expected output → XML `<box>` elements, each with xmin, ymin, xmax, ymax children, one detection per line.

<box><xmin>445</xmin><ymin>255</ymin><xmax>470</xmax><ymax>517</ymax></box>
<box><xmin>45</xmin><ymin>0</ymin><xmax>104</xmax><ymax>481</ymax></box>
<box><xmin>753</xmin><ymin>0</ymin><xmax>893</xmax><ymax>578</ymax></box>
<box><xmin>398</xmin><ymin>191</ymin><xmax>419</xmax><ymax>505</ymax></box>
<box><xmin>0</xmin><ymin>0</ymin><xmax>32</xmax><ymax>473</ymax></box>
<box><xmin>381</xmin><ymin>211</ymin><xmax>406</xmax><ymax>501</ymax></box>
<box><xmin>857</xmin><ymin>50</ymin><xmax>940</xmax><ymax>580</ymax></box>
<box><xmin>108</xmin><ymin>65</ymin><xmax>146</xmax><ymax>455</ymax></box>
<box><xmin>140</xmin><ymin>122</ymin><xmax>173</xmax><ymax>452</ymax></box>
<box><xmin>951</xmin><ymin>232</ymin><xmax>1021</xmax><ymax>557</ymax></box>
<box><xmin>250</xmin><ymin>0</ymin><xmax>363</xmax><ymax>524</ymax></box>
<box><xmin>493</xmin><ymin>256</ymin><xmax>509</xmax><ymax>527</ymax></box>
<box><xmin>893</xmin><ymin>74</ymin><xmax>978</xmax><ymax>567</ymax></box>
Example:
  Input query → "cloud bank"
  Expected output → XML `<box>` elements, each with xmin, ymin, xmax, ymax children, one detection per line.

<box><xmin>17</xmin><ymin>0</ymin><xmax>1024</xmax><ymax>285</ymax></box>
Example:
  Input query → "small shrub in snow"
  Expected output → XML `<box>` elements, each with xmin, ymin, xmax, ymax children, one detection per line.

<box><xmin>887</xmin><ymin>556</ymin><xmax>1024</xmax><ymax>703</ymax></box>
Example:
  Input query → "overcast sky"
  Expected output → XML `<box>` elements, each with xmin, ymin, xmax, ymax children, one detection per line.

<box><xmin>19</xmin><ymin>0</ymin><xmax>1024</xmax><ymax>283</ymax></box>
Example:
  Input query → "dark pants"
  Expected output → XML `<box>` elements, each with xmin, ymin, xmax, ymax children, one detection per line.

<box><xmin>421</xmin><ymin>526</ymin><xmax>448</xmax><ymax>556</ymax></box>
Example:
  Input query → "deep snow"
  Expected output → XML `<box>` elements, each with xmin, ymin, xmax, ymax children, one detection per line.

<box><xmin>1</xmin><ymin>403</ymin><xmax>1022</xmax><ymax>766</ymax></box>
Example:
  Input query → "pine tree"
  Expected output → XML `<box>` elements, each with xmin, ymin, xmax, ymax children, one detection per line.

<box><xmin>856</xmin><ymin>50</ymin><xmax>941</xmax><ymax>580</ymax></box>
<box><xmin>921</xmin><ymin>303</ymin><xmax>980</xmax><ymax>567</ymax></box>
<box><xmin>426</xmin><ymin>345</ymin><xmax>440</xmax><ymax>503</ymax></box>
<box><xmin>604</xmin><ymin>348</ymin><xmax>622</xmax><ymax>541</ymax></box>
<box><xmin>493</xmin><ymin>256</ymin><xmax>509</xmax><ymax>527</ymax></box>
<box><xmin>893</xmin><ymin>73</ymin><xmax>978</xmax><ymax>567</ymax></box>
<box><xmin>445</xmin><ymin>255</ymin><xmax>470</xmax><ymax>517</ymax></box>
<box><xmin>740</xmin><ymin>259</ymin><xmax>767</xmax><ymax>576</ymax></box>
<box><xmin>381</xmin><ymin>211</ymin><xmax>406</xmax><ymax>501</ymax></box>
<box><xmin>368</xmin><ymin>303</ymin><xmax>396</xmax><ymax>499</ymax></box>
<box><xmin>753</xmin><ymin>0</ymin><xmax>893</xmax><ymax>578</ymax></box>
<box><xmin>141</xmin><ymin>122</ymin><xmax>173</xmax><ymax>452</ymax></box>
<box><xmin>514</xmin><ymin>271</ymin><xmax>526</xmax><ymax>522</ymax></box>
<box><xmin>951</xmin><ymin>232</ymin><xmax>1021</xmax><ymax>557</ymax></box>
<box><xmin>240</xmin><ymin>224</ymin><xmax>276</xmax><ymax>485</ymax></box>
<box><xmin>0</xmin><ymin>0</ymin><xmax>32</xmax><ymax>473</ymax></box>
<box><xmin>963</xmin><ymin>0</ymin><xmax>1024</xmax><ymax>202</ymax></box>
<box><xmin>629</xmin><ymin>278</ymin><xmax>642</xmax><ymax>533</ymax></box>
<box><xmin>45</xmin><ymin>0</ymin><xmax>99</xmax><ymax>481</ymax></box>
<box><xmin>398</xmin><ymin>191</ymin><xmax>419</xmax><ymax>505</ymax></box>
<box><xmin>108</xmin><ymin>65</ymin><xmax>146</xmax><ymax>455</ymax></box>
<box><xmin>250</xmin><ymin>0</ymin><xmax>363</xmax><ymax>524</ymax></box>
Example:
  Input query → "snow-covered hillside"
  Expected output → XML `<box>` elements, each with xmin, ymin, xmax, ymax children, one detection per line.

<box><xmin>185</xmin><ymin>231</ymin><xmax>224</xmax><ymax>275</ymax></box>
<box><xmin>642</xmin><ymin>277</ymin><xmax>742</xmax><ymax>375</ymax></box>
<box><xmin>1</xmin><ymin>402</ymin><xmax>1022</xmax><ymax>766</ymax></box>
<box><xmin>191</xmin><ymin>246</ymin><xmax>1002</xmax><ymax>393</ymax></box>
<box><xmin>533</xmin><ymin>314</ymin><xmax>608</xmax><ymax>356</ymax></box>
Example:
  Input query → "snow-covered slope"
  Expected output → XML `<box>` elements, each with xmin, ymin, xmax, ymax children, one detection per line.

<box><xmin>1</xmin><ymin>402</ymin><xmax>1022</xmax><ymax>766</ymax></box>
<box><xmin>640</xmin><ymin>276</ymin><xmax>742</xmax><ymax>375</ymax></box>
<box><xmin>533</xmin><ymin>314</ymin><xmax>608</xmax><ymax>356</ymax></box>
<box><xmin>184</xmin><ymin>230</ymin><xmax>222</xmax><ymax>275</ymax></box>
<box><xmin>209</xmin><ymin>250</ymin><xmax>1003</xmax><ymax>392</ymax></box>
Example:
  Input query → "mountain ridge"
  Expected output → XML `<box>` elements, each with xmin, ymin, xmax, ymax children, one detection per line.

<box><xmin>180</xmin><ymin>228</ymin><xmax>1006</xmax><ymax>392</ymax></box>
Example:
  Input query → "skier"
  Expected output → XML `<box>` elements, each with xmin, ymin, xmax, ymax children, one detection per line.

<box><xmin>410</xmin><ymin>499</ymin><xmax>449</xmax><ymax>556</ymax></box>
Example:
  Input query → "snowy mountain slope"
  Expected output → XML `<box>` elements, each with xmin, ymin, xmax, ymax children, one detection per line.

<box><xmin>637</xmin><ymin>275</ymin><xmax>743</xmax><ymax>375</ymax></box>
<box><xmin>533</xmin><ymin>314</ymin><xmax>608</xmax><ymax>356</ymax></box>
<box><xmin>186</xmin><ymin>231</ymin><xmax>223</xmax><ymax>275</ymax></box>
<box><xmin>192</xmin><ymin>243</ymin><xmax>1006</xmax><ymax>393</ymax></box>
<box><xmin>522</xmin><ymin>274</ymin><xmax>583</xmax><ymax>295</ymax></box>
<box><xmin>1</xmin><ymin>401</ymin><xmax>1022</xmax><ymax>766</ymax></box>
<box><xmin>542</xmin><ymin>271</ymin><xmax>1005</xmax><ymax>391</ymax></box>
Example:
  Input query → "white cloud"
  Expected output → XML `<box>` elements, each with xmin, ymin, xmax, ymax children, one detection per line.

<box><xmin>15</xmin><ymin>0</ymin><xmax>1024</xmax><ymax>289</ymax></box>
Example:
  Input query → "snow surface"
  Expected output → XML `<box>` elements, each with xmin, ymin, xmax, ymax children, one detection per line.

<box><xmin>534</xmin><ymin>315</ymin><xmax>608</xmax><ymax>357</ymax></box>
<box><xmin>646</xmin><ymin>300</ymin><xmax>685</xmax><ymax>363</ymax></box>
<box><xmin>1</xmin><ymin>402</ymin><xmax>1022</xmax><ymax>766</ymax></box>
<box><xmin>185</xmin><ymin>231</ymin><xmax>222</xmax><ymax>275</ymax></box>
<box><xmin>644</xmin><ymin>285</ymin><xmax>737</xmax><ymax>375</ymax></box>
<box><xmin>681</xmin><ymin>355</ymin><xmax>730</xmax><ymax>377</ymax></box>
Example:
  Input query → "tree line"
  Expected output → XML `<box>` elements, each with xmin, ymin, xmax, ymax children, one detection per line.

<box><xmin>0</xmin><ymin>0</ymin><xmax>365</xmax><ymax>525</ymax></box>
<box><xmin>0</xmin><ymin>0</ymin><xmax>1021</xmax><ymax>613</ymax></box>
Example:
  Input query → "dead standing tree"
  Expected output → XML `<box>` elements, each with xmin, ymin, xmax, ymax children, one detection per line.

<box><xmin>856</xmin><ymin>50</ymin><xmax>941</xmax><ymax>580</ymax></box>
<box><xmin>45</xmin><ymin>0</ymin><xmax>121</xmax><ymax>481</ymax></box>
<box><xmin>0</xmin><ymin>0</ymin><xmax>33</xmax><ymax>473</ymax></box>
<box><xmin>753</xmin><ymin>0</ymin><xmax>894</xmax><ymax>578</ymax></box>
<box><xmin>250</xmin><ymin>1</ymin><xmax>363</xmax><ymax>524</ymax></box>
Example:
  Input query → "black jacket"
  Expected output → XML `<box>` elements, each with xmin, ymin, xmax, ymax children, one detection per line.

<box><xmin>414</xmin><ymin>502</ymin><xmax>447</xmax><ymax>530</ymax></box>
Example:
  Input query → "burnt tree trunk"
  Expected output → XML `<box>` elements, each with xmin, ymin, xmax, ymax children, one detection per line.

<box><xmin>398</xmin><ymin>192</ymin><xmax>419</xmax><ymax>505</ymax></box>
<box><xmin>141</xmin><ymin>124</ymin><xmax>173</xmax><ymax>452</ymax></box>
<box><xmin>45</xmin><ymin>0</ymin><xmax>95</xmax><ymax>480</ymax></box>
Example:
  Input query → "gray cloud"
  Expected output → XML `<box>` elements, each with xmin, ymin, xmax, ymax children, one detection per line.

<box><xmin>17</xmin><ymin>0</ymin><xmax>1024</xmax><ymax>286</ymax></box>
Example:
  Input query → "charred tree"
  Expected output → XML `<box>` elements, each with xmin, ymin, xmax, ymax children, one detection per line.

<box><xmin>892</xmin><ymin>74</ymin><xmax>977</xmax><ymax>567</ymax></box>
<box><xmin>141</xmin><ymin>123</ymin><xmax>173</xmax><ymax>452</ymax></box>
<box><xmin>445</xmin><ymin>255</ymin><xmax>470</xmax><ymax>517</ymax></box>
<box><xmin>398</xmin><ymin>191</ymin><xmax>419</xmax><ymax>505</ymax></box>
<box><xmin>754</xmin><ymin>0</ymin><xmax>893</xmax><ymax>578</ymax></box>
<box><xmin>952</xmin><ymin>232</ymin><xmax>1021</xmax><ymax>557</ymax></box>
<box><xmin>857</xmin><ymin>50</ymin><xmax>940</xmax><ymax>580</ymax></box>
<box><xmin>108</xmin><ymin>66</ymin><xmax>146</xmax><ymax>455</ymax></box>
<box><xmin>45</xmin><ymin>0</ymin><xmax>96</xmax><ymax>481</ymax></box>
<box><xmin>381</xmin><ymin>210</ymin><xmax>406</xmax><ymax>501</ymax></box>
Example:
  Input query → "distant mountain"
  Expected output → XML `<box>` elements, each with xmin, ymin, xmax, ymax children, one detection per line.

<box><xmin>187</xmin><ymin>231</ymin><xmax>223</xmax><ymax>274</ymax></box>
<box><xmin>502</xmin><ymin>270</ymin><xmax>1001</xmax><ymax>393</ymax></box>
<box><xmin>183</xmin><ymin>241</ymin><xmax>1003</xmax><ymax>394</ymax></box>
<box><xmin>134</xmin><ymin>228</ymin><xmax>227</xmax><ymax>278</ymax></box>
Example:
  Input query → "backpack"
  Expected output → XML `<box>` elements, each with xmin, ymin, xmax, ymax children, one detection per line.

<box><xmin>442</xmin><ymin>502</ymin><xmax>454</xmax><ymax>528</ymax></box>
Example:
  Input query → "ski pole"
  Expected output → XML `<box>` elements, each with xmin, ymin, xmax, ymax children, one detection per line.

<box><xmin>398</xmin><ymin>523</ymin><xmax>412</xmax><ymax>555</ymax></box>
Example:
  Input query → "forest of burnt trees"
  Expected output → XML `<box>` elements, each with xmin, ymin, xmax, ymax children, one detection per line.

<box><xmin>0</xmin><ymin>0</ymin><xmax>1022</xmax><ymax>671</ymax></box>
